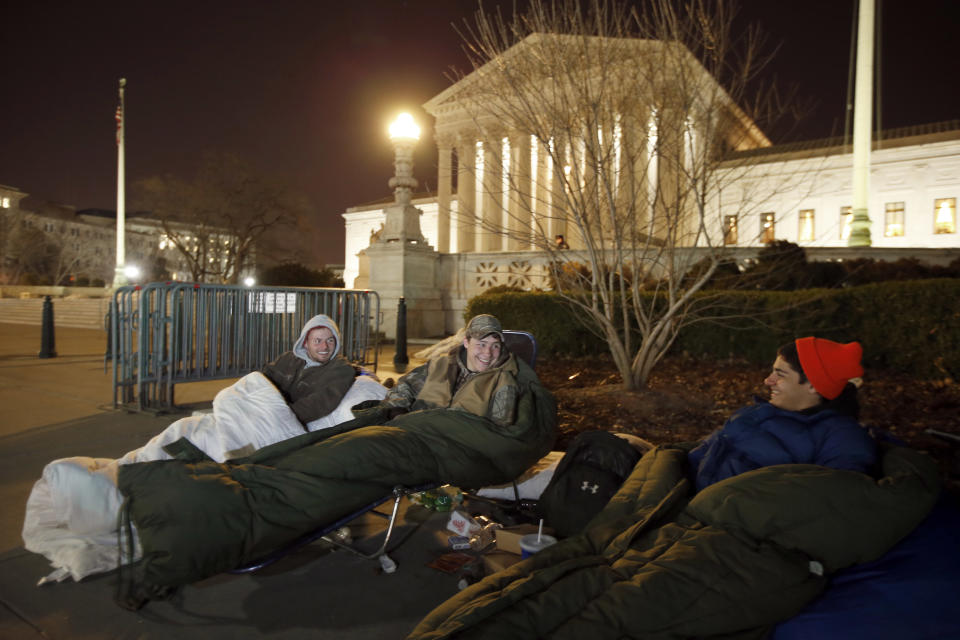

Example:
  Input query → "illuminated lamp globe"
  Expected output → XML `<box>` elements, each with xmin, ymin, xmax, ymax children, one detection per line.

<box><xmin>243</xmin><ymin>276</ymin><xmax>256</xmax><ymax>287</ymax></box>
<box><xmin>123</xmin><ymin>265</ymin><xmax>141</xmax><ymax>280</ymax></box>
<box><xmin>388</xmin><ymin>113</ymin><xmax>420</xmax><ymax>142</ymax></box>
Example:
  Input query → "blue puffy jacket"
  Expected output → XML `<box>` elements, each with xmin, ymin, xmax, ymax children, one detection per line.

<box><xmin>688</xmin><ymin>401</ymin><xmax>877</xmax><ymax>492</ymax></box>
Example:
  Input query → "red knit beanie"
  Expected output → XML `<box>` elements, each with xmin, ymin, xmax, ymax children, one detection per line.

<box><xmin>795</xmin><ymin>337</ymin><xmax>864</xmax><ymax>400</ymax></box>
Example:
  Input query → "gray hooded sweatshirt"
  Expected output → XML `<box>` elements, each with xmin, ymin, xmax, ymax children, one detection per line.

<box><xmin>261</xmin><ymin>314</ymin><xmax>356</xmax><ymax>425</ymax></box>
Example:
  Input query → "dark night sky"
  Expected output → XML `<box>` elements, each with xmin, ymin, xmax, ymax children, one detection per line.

<box><xmin>3</xmin><ymin>0</ymin><xmax>959</xmax><ymax>265</ymax></box>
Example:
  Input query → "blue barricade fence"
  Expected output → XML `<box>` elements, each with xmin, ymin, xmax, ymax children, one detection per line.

<box><xmin>109</xmin><ymin>283</ymin><xmax>380</xmax><ymax>411</ymax></box>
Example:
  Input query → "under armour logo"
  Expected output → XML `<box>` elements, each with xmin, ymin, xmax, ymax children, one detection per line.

<box><xmin>580</xmin><ymin>481</ymin><xmax>599</xmax><ymax>494</ymax></box>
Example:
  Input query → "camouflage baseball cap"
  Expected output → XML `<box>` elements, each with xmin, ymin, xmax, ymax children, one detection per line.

<box><xmin>465</xmin><ymin>314</ymin><xmax>503</xmax><ymax>341</ymax></box>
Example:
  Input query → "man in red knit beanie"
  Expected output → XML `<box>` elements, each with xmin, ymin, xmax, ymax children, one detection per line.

<box><xmin>688</xmin><ymin>336</ymin><xmax>875</xmax><ymax>491</ymax></box>
<box><xmin>766</xmin><ymin>337</ymin><xmax>864</xmax><ymax>412</ymax></box>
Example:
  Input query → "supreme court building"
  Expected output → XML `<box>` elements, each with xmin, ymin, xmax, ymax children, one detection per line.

<box><xmin>343</xmin><ymin>35</ymin><xmax>960</xmax><ymax>337</ymax></box>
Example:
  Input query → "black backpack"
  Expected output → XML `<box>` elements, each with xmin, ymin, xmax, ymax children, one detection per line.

<box><xmin>537</xmin><ymin>430</ymin><xmax>642</xmax><ymax>538</ymax></box>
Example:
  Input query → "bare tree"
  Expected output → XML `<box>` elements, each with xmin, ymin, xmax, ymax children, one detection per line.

<box><xmin>0</xmin><ymin>209</ymin><xmax>37</xmax><ymax>284</ymax></box>
<box><xmin>1</xmin><ymin>210</ymin><xmax>111</xmax><ymax>285</ymax></box>
<box><xmin>452</xmin><ymin>0</ymin><xmax>807</xmax><ymax>389</ymax></box>
<box><xmin>134</xmin><ymin>153</ymin><xmax>306</xmax><ymax>284</ymax></box>
<box><xmin>44</xmin><ymin>231</ymin><xmax>89</xmax><ymax>286</ymax></box>
<box><xmin>41</xmin><ymin>220</ymin><xmax>114</xmax><ymax>285</ymax></box>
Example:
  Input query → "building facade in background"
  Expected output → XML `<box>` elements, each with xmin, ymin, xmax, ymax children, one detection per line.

<box><xmin>342</xmin><ymin>36</ymin><xmax>959</xmax><ymax>333</ymax></box>
<box><xmin>715</xmin><ymin>123</ymin><xmax>960</xmax><ymax>252</ymax></box>
<box><xmin>0</xmin><ymin>184</ymin><xmax>242</xmax><ymax>285</ymax></box>
<box><xmin>344</xmin><ymin>122</ymin><xmax>960</xmax><ymax>294</ymax></box>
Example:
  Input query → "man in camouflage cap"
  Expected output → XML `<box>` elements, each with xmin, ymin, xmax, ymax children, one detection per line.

<box><xmin>462</xmin><ymin>314</ymin><xmax>504</xmax><ymax>373</ymax></box>
<box><xmin>380</xmin><ymin>314</ymin><xmax>520</xmax><ymax>426</ymax></box>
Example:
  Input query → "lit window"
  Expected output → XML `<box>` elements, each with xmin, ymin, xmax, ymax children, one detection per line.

<box><xmin>934</xmin><ymin>198</ymin><xmax>956</xmax><ymax>234</ymax></box>
<box><xmin>723</xmin><ymin>215</ymin><xmax>738</xmax><ymax>245</ymax></box>
<box><xmin>840</xmin><ymin>206</ymin><xmax>852</xmax><ymax>240</ymax></box>
<box><xmin>798</xmin><ymin>209</ymin><xmax>815</xmax><ymax>242</ymax></box>
<box><xmin>760</xmin><ymin>212</ymin><xmax>775</xmax><ymax>243</ymax></box>
<box><xmin>1</xmin><ymin>197</ymin><xmax>9</xmax><ymax>208</ymax></box>
<box><xmin>884</xmin><ymin>202</ymin><xmax>905</xmax><ymax>237</ymax></box>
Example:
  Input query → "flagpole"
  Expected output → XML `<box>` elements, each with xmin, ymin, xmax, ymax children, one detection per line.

<box><xmin>113</xmin><ymin>77</ymin><xmax>127</xmax><ymax>286</ymax></box>
<box><xmin>848</xmin><ymin>0</ymin><xmax>873</xmax><ymax>247</ymax></box>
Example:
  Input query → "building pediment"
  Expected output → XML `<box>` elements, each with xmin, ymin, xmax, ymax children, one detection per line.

<box><xmin>423</xmin><ymin>32</ymin><xmax>769</xmax><ymax>148</ymax></box>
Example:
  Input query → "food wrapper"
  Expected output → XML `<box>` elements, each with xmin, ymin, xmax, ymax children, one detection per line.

<box><xmin>446</xmin><ymin>509</ymin><xmax>480</xmax><ymax>536</ymax></box>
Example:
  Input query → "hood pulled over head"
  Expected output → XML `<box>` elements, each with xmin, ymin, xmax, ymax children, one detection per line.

<box><xmin>293</xmin><ymin>314</ymin><xmax>342</xmax><ymax>366</ymax></box>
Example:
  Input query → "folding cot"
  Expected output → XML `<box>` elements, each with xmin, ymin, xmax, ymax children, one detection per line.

<box><xmin>231</xmin><ymin>329</ymin><xmax>539</xmax><ymax>575</ymax></box>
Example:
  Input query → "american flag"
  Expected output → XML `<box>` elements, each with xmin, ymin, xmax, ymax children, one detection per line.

<box><xmin>115</xmin><ymin>103</ymin><xmax>123</xmax><ymax>145</ymax></box>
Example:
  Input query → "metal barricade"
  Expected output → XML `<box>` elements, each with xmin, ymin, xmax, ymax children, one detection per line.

<box><xmin>109</xmin><ymin>283</ymin><xmax>380</xmax><ymax>411</ymax></box>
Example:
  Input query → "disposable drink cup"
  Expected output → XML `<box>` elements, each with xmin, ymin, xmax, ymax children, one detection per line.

<box><xmin>519</xmin><ymin>533</ymin><xmax>557</xmax><ymax>558</ymax></box>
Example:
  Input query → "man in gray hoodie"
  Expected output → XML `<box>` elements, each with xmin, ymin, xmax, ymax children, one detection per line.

<box><xmin>260</xmin><ymin>314</ymin><xmax>357</xmax><ymax>426</ymax></box>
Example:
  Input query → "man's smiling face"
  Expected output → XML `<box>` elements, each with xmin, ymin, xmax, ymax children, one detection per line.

<box><xmin>305</xmin><ymin>326</ymin><xmax>336</xmax><ymax>363</ymax></box>
<box><xmin>463</xmin><ymin>335</ymin><xmax>502</xmax><ymax>372</ymax></box>
<box><xmin>764</xmin><ymin>355</ymin><xmax>820</xmax><ymax>411</ymax></box>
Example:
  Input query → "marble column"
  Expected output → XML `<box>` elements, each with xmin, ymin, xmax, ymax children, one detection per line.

<box><xmin>436</xmin><ymin>137</ymin><xmax>452</xmax><ymax>253</ymax></box>
<box><xmin>534</xmin><ymin>138</ymin><xmax>552</xmax><ymax>248</ymax></box>
<box><xmin>481</xmin><ymin>138</ymin><xmax>501</xmax><ymax>252</ymax></box>
<box><xmin>456</xmin><ymin>136</ymin><xmax>476</xmax><ymax>254</ymax></box>
<box><xmin>509</xmin><ymin>133</ymin><xmax>532</xmax><ymax>250</ymax></box>
<box><xmin>551</xmin><ymin>137</ymin><xmax>569</xmax><ymax>245</ymax></box>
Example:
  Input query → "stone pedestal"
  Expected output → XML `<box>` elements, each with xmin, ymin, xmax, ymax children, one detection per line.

<box><xmin>380</xmin><ymin>202</ymin><xmax>426</xmax><ymax>245</ymax></box>
<box><xmin>365</xmin><ymin>240</ymin><xmax>443</xmax><ymax>339</ymax></box>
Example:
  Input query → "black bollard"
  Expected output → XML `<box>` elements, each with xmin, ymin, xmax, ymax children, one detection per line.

<box><xmin>39</xmin><ymin>295</ymin><xmax>58</xmax><ymax>359</ymax></box>
<box><xmin>393</xmin><ymin>297</ymin><xmax>409</xmax><ymax>374</ymax></box>
<box><xmin>103</xmin><ymin>302</ymin><xmax>115</xmax><ymax>372</ymax></box>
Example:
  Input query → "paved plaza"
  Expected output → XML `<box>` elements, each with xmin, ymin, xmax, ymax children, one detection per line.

<box><xmin>0</xmin><ymin>322</ymin><xmax>466</xmax><ymax>640</ymax></box>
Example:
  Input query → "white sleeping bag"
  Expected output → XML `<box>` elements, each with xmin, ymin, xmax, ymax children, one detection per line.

<box><xmin>22</xmin><ymin>372</ymin><xmax>387</xmax><ymax>584</ymax></box>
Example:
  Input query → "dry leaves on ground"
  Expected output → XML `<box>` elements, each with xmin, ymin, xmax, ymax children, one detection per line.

<box><xmin>535</xmin><ymin>354</ymin><xmax>960</xmax><ymax>494</ymax></box>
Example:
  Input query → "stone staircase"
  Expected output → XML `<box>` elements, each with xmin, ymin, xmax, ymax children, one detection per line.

<box><xmin>0</xmin><ymin>297</ymin><xmax>110</xmax><ymax>330</ymax></box>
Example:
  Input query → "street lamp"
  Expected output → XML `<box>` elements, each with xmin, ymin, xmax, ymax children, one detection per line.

<box><xmin>378</xmin><ymin>112</ymin><xmax>426</xmax><ymax>244</ymax></box>
<box><xmin>389</xmin><ymin>112</ymin><xmax>420</xmax><ymax>141</ymax></box>
<box><xmin>388</xmin><ymin>113</ymin><xmax>420</xmax><ymax>208</ymax></box>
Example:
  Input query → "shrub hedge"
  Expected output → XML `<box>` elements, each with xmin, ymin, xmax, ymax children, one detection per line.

<box><xmin>465</xmin><ymin>291</ymin><xmax>606</xmax><ymax>356</ymax></box>
<box><xmin>464</xmin><ymin>279</ymin><xmax>960</xmax><ymax>379</ymax></box>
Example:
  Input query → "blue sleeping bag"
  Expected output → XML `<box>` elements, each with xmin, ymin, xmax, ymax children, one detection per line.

<box><xmin>773</xmin><ymin>495</ymin><xmax>960</xmax><ymax>640</ymax></box>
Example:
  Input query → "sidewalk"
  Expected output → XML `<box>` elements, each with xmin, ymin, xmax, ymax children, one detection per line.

<box><xmin>0</xmin><ymin>322</ymin><xmax>464</xmax><ymax>640</ymax></box>
<box><xmin>0</xmin><ymin>323</ymin><xmax>427</xmax><ymax>439</ymax></box>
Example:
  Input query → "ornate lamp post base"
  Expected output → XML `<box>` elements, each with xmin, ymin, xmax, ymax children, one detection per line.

<box><xmin>366</xmin><ymin>112</ymin><xmax>443</xmax><ymax>339</ymax></box>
